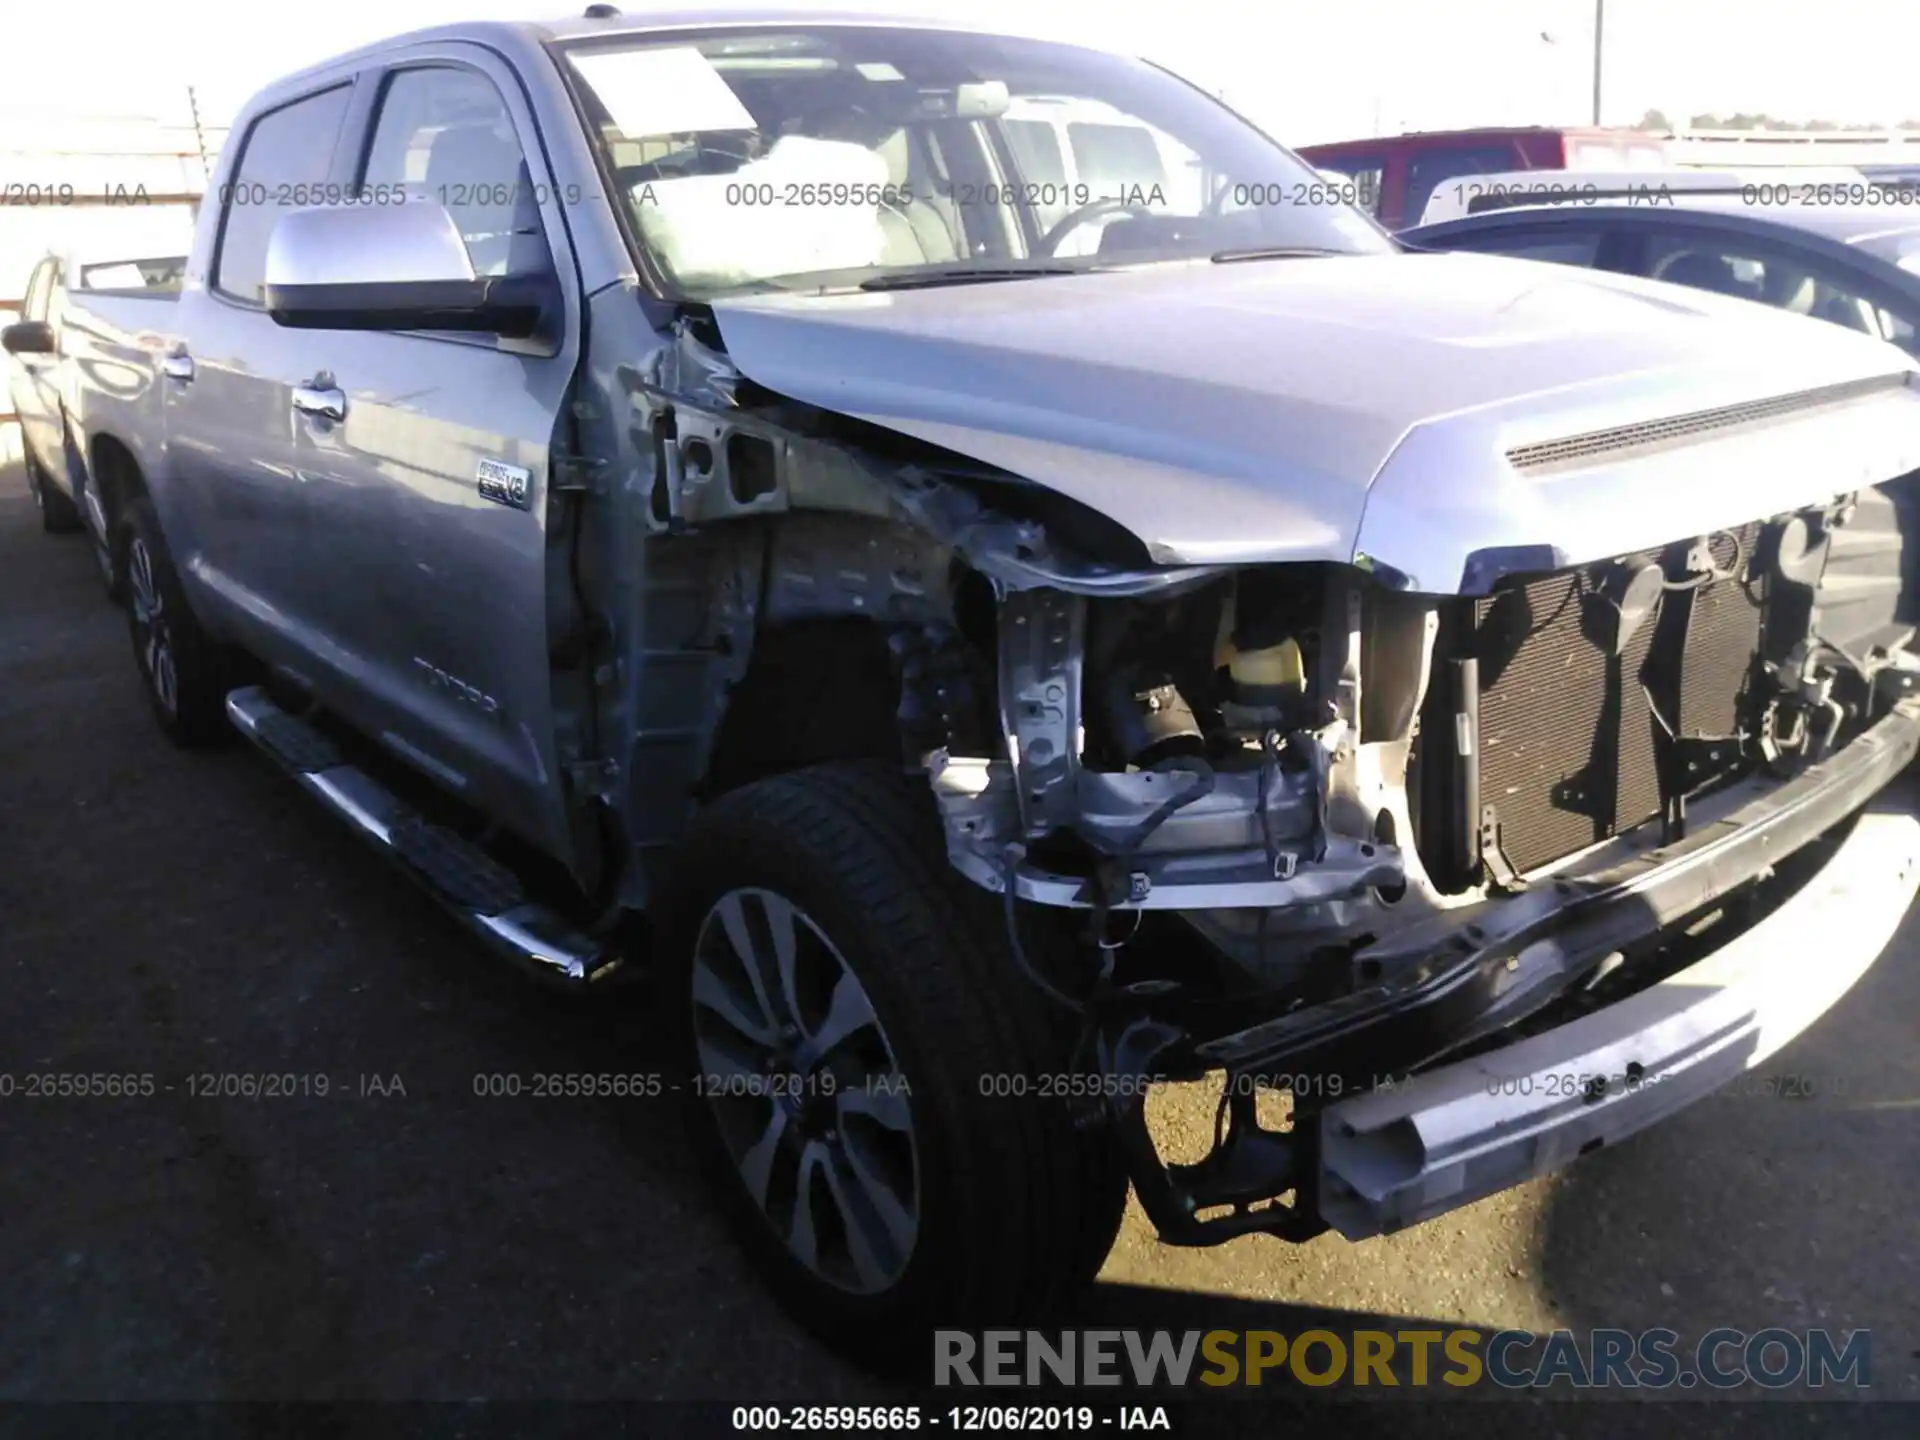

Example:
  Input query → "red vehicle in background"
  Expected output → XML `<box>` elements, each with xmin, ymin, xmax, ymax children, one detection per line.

<box><xmin>1299</xmin><ymin>126</ymin><xmax>1671</xmax><ymax>229</ymax></box>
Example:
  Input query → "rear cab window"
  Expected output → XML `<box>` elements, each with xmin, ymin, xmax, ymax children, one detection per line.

<box><xmin>213</xmin><ymin>86</ymin><xmax>354</xmax><ymax>304</ymax></box>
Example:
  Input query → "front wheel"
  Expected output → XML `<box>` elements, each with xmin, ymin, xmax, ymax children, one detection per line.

<box><xmin>662</xmin><ymin>761</ymin><xmax>1127</xmax><ymax>1370</ymax></box>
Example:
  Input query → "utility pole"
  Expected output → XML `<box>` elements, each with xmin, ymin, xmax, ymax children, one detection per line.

<box><xmin>186</xmin><ymin>85</ymin><xmax>211</xmax><ymax>188</ymax></box>
<box><xmin>1591</xmin><ymin>0</ymin><xmax>1605</xmax><ymax>125</ymax></box>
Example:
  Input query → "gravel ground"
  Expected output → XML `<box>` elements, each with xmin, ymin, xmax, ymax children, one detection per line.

<box><xmin>0</xmin><ymin>456</ymin><xmax>1913</xmax><ymax>1436</ymax></box>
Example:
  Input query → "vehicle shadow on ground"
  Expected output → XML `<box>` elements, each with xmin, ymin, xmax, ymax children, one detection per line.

<box><xmin>1533</xmin><ymin>769</ymin><xmax>1920</xmax><ymax>1400</ymax></box>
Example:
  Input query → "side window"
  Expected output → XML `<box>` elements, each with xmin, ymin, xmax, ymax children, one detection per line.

<box><xmin>1405</xmin><ymin>145</ymin><xmax>1526</xmax><ymax>226</ymax></box>
<box><xmin>213</xmin><ymin>86</ymin><xmax>352</xmax><ymax>304</ymax></box>
<box><xmin>1446</xmin><ymin>229</ymin><xmax>1604</xmax><ymax>268</ymax></box>
<box><xmin>1641</xmin><ymin>233</ymin><xmax>1890</xmax><ymax>337</ymax></box>
<box><xmin>361</xmin><ymin>67</ymin><xmax>547</xmax><ymax>279</ymax></box>
<box><xmin>21</xmin><ymin>258</ymin><xmax>56</xmax><ymax>322</ymax></box>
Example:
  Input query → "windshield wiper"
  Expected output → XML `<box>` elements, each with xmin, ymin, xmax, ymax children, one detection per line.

<box><xmin>1209</xmin><ymin>246</ymin><xmax>1347</xmax><ymax>264</ymax></box>
<box><xmin>858</xmin><ymin>264</ymin><xmax>1085</xmax><ymax>292</ymax></box>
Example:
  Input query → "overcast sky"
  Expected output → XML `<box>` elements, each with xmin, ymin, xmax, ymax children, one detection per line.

<box><xmin>4</xmin><ymin>0</ymin><xmax>1916</xmax><ymax>144</ymax></box>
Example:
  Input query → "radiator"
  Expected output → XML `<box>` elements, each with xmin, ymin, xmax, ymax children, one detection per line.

<box><xmin>1464</xmin><ymin>525</ymin><xmax>1767</xmax><ymax>876</ymax></box>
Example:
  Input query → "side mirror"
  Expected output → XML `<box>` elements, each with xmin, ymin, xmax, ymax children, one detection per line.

<box><xmin>263</xmin><ymin>201</ymin><xmax>549</xmax><ymax>337</ymax></box>
<box><xmin>1</xmin><ymin>320</ymin><xmax>55</xmax><ymax>356</ymax></box>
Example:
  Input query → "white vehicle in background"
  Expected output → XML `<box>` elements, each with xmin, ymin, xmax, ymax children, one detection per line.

<box><xmin>1415</xmin><ymin>166</ymin><xmax>1873</xmax><ymax>226</ymax></box>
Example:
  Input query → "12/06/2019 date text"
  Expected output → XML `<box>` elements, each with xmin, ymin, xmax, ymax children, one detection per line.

<box><xmin>729</xmin><ymin>1405</ymin><xmax>1174</xmax><ymax>1431</ymax></box>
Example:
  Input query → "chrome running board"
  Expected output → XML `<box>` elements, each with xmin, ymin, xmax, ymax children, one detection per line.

<box><xmin>224</xmin><ymin>686</ymin><xmax>622</xmax><ymax>989</ymax></box>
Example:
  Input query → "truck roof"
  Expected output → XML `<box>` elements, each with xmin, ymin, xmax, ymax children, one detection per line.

<box><xmin>259</xmin><ymin>8</ymin><xmax>1099</xmax><ymax>101</ymax></box>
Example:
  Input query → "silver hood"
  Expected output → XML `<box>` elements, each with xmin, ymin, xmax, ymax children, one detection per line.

<box><xmin>710</xmin><ymin>252</ymin><xmax>1920</xmax><ymax>592</ymax></box>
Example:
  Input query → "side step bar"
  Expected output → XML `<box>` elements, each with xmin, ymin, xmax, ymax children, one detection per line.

<box><xmin>224</xmin><ymin>687</ymin><xmax>623</xmax><ymax>989</ymax></box>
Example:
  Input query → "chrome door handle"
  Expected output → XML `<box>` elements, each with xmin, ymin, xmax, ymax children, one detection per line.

<box><xmin>160</xmin><ymin>353</ymin><xmax>194</xmax><ymax>382</ymax></box>
<box><xmin>291</xmin><ymin>384</ymin><xmax>346</xmax><ymax>422</ymax></box>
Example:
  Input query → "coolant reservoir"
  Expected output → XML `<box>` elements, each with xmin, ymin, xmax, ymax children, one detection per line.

<box><xmin>1230</xmin><ymin>637</ymin><xmax>1306</xmax><ymax>712</ymax></box>
<box><xmin>1217</xmin><ymin>576</ymin><xmax>1309</xmax><ymax>729</ymax></box>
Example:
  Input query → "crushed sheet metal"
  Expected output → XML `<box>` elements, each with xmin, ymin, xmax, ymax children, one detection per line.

<box><xmin>1317</xmin><ymin>805</ymin><xmax>1920</xmax><ymax>1239</ymax></box>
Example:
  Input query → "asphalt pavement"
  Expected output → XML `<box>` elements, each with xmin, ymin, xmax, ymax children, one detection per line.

<box><xmin>0</xmin><ymin>456</ymin><xmax>1914</xmax><ymax>1436</ymax></box>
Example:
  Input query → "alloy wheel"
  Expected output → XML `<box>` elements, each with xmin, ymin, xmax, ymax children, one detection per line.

<box><xmin>690</xmin><ymin>887</ymin><xmax>920</xmax><ymax>1294</ymax></box>
<box><xmin>127</xmin><ymin>535</ymin><xmax>177</xmax><ymax>716</ymax></box>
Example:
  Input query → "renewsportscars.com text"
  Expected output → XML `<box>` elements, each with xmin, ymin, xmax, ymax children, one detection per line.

<box><xmin>934</xmin><ymin>1327</ymin><xmax>1871</xmax><ymax>1390</ymax></box>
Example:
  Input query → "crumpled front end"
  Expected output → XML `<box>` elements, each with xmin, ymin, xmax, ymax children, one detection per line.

<box><xmin>909</xmin><ymin>456</ymin><xmax>1920</xmax><ymax>1245</ymax></box>
<box><xmin>632</xmin><ymin>294</ymin><xmax>1920</xmax><ymax>1248</ymax></box>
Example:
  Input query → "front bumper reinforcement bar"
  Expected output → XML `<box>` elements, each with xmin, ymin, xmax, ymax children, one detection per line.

<box><xmin>1105</xmin><ymin>696</ymin><xmax>1920</xmax><ymax>1246</ymax></box>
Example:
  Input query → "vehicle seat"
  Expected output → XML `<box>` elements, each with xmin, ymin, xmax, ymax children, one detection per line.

<box><xmin>425</xmin><ymin>124</ymin><xmax>540</xmax><ymax>277</ymax></box>
<box><xmin>875</xmin><ymin>128</ymin><xmax>961</xmax><ymax>266</ymax></box>
<box><xmin>1658</xmin><ymin>252</ymin><xmax>1762</xmax><ymax>303</ymax></box>
<box><xmin>1817</xmin><ymin>291</ymin><xmax>1875</xmax><ymax>332</ymax></box>
<box><xmin>1765</xmin><ymin>269</ymin><xmax>1818</xmax><ymax>316</ymax></box>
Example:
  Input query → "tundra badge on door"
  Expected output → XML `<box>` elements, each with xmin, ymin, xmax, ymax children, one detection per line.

<box><xmin>476</xmin><ymin>457</ymin><xmax>533</xmax><ymax>510</ymax></box>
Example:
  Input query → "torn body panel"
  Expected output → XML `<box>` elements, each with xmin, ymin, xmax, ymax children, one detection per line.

<box><xmin>588</xmin><ymin>292</ymin><xmax>1920</xmax><ymax>1250</ymax></box>
<box><xmin>608</xmin><ymin>307</ymin><xmax>1920</xmax><ymax>969</ymax></box>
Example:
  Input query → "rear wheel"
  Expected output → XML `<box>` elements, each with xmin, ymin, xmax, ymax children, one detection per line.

<box><xmin>92</xmin><ymin>507</ymin><xmax>123</xmax><ymax>603</ymax></box>
<box><xmin>661</xmin><ymin>761</ymin><xmax>1127</xmax><ymax>1370</ymax></box>
<box><xmin>25</xmin><ymin>452</ymin><xmax>83</xmax><ymax>534</ymax></box>
<box><xmin>122</xmin><ymin>497</ymin><xmax>232</xmax><ymax>747</ymax></box>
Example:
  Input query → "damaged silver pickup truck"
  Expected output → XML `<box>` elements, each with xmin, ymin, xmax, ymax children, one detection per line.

<box><xmin>16</xmin><ymin>8</ymin><xmax>1920</xmax><ymax>1363</ymax></box>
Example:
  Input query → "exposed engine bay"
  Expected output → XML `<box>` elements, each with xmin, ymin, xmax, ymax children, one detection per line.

<box><xmin>925</xmin><ymin>485</ymin><xmax>1920</xmax><ymax>983</ymax></box>
<box><xmin>607</xmin><ymin>312</ymin><xmax>1920</xmax><ymax>1244</ymax></box>
<box><xmin>624</xmin><ymin>315</ymin><xmax>1920</xmax><ymax>994</ymax></box>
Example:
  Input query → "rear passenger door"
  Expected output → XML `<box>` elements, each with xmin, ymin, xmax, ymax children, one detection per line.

<box><xmin>163</xmin><ymin>81</ymin><xmax>355</xmax><ymax>647</ymax></box>
<box><xmin>285</xmin><ymin>49</ymin><xmax>584</xmax><ymax>857</ymax></box>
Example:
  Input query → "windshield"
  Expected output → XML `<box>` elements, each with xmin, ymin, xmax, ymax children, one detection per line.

<box><xmin>559</xmin><ymin>27</ymin><xmax>1392</xmax><ymax>298</ymax></box>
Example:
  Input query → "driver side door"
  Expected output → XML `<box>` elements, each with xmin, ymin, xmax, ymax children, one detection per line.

<box><xmin>278</xmin><ymin>48</ymin><xmax>585</xmax><ymax>858</ymax></box>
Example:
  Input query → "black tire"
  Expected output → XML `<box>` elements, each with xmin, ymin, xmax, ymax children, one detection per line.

<box><xmin>121</xmin><ymin>496</ymin><xmax>232</xmax><ymax>747</ymax></box>
<box><xmin>25</xmin><ymin>451</ymin><xmax>84</xmax><ymax>534</ymax></box>
<box><xmin>92</xmin><ymin>505</ymin><xmax>124</xmax><ymax>604</ymax></box>
<box><xmin>660</xmin><ymin>761</ymin><xmax>1128</xmax><ymax>1372</ymax></box>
